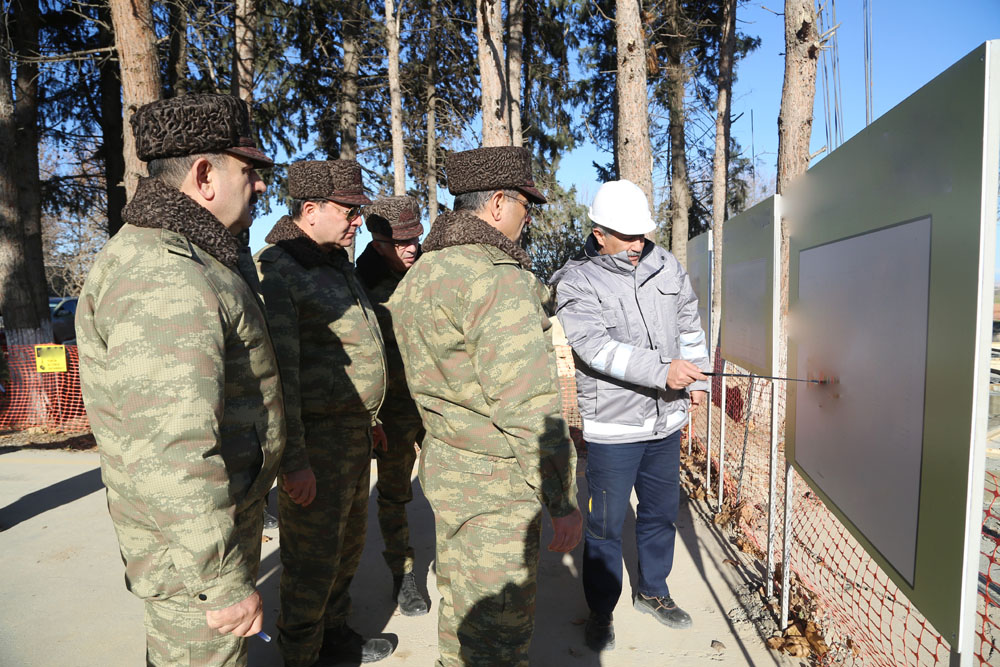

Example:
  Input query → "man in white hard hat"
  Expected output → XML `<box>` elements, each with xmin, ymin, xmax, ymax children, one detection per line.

<box><xmin>550</xmin><ymin>179</ymin><xmax>710</xmax><ymax>653</ymax></box>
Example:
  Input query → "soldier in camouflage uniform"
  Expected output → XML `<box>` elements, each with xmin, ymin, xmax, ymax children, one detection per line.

<box><xmin>254</xmin><ymin>161</ymin><xmax>394</xmax><ymax>667</ymax></box>
<box><xmin>76</xmin><ymin>94</ymin><xmax>285</xmax><ymax>666</ymax></box>
<box><xmin>392</xmin><ymin>147</ymin><xmax>583</xmax><ymax>666</ymax></box>
<box><xmin>356</xmin><ymin>195</ymin><xmax>430</xmax><ymax>617</ymax></box>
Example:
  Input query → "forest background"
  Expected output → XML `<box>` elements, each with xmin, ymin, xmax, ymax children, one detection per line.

<box><xmin>0</xmin><ymin>0</ymin><xmax>996</xmax><ymax>350</ymax></box>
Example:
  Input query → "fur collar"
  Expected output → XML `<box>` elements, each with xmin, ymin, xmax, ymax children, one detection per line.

<box><xmin>355</xmin><ymin>243</ymin><xmax>399</xmax><ymax>289</ymax></box>
<box><xmin>123</xmin><ymin>177</ymin><xmax>241</xmax><ymax>268</ymax></box>
<box><xmin>422</xmin><ymin>209</ymin><xmax>531</xmax><ymax>270</ymax></box>
<box><xmin>264</xmin><ymin>215</ymin><xmax>348</xmax><ymax>269</ymax></box>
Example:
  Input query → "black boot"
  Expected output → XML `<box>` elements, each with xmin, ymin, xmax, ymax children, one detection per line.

<box><xmin>319</xmin><ymin>625</ymin><xmax>394</xmax><ymax>664</ymax></box>
<box><xmin>584</xmin><ymin>611</ymin><xmax>615</xmax><ymax>651</ymax></box>
<box><xmin>633</xmin><ymin>593</ymin><xmax>692</xmax><ymax>629</ymax></box>
<box><xmin>392</xmin><ymin>572</ymin><xmax>429</xmax><ymax>616</ymax></box>
<box><xmin>263</xmin><ymin>508</ymin><xmax>278</xmax><ymax>530</ymax></box>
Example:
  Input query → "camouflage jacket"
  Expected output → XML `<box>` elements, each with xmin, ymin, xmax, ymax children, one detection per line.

<box><xmin>255</xmin><ymin>216</ymin><xmax>387</xmax><ymax>473</ymax></box>
<box><xmin>391</xmin><ymin>210</ymin><xmax>577</xmax><ymax>518</ymax></box>
<box><xmin>355</xmin><ymin>243</ymin><xmax>421</xmax><ymax>428</ymax></box>
<box><xmin>76</xmin><ymin>177</ymin><xmax>286</xmax><ymax>610</ymax></box>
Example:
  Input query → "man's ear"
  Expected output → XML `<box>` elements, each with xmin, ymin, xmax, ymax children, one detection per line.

<box><xmin>488</xmin><ymin>190</ymin><xmax>505</xmax><ymax>221</ymax></box>
<box><xmin>301</xmin><ymin>200</ymin><xmax>320</xmax><ymax>225</ymax></box>
<box><xmin>592</xmin><ymin>227</ymin><xmax>605</xmax><ymax>249</ymax></box>
<box><xmin>191</xmin><ymin>157</ymin><xmax>215</xmax><ymax>200</ymax></box>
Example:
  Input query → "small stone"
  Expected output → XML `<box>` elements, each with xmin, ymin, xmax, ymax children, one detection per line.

<box><xmin>711</xmin><ymin>640</ymin><xmax>726</xmax><ymax>652</ymax></box>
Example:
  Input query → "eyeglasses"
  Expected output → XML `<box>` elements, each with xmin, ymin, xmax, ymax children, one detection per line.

<box><xmin>502</xmin><ymin>194</ymin><xmax>540</xmax><ymax>218</ymax></box>
<box><xmin>324</xmin><ymin>201</ymin><xmax>363</xmax><ymax>221</ymax></box>
<box><xmin>372</xmin><ymin>237</ymin><xmax>420</xmax><ymax>248</ymax></box>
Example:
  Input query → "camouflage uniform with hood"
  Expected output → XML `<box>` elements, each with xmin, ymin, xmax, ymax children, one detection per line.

<box><xmin>392</xmin><ymin>147</ymin><xmax>578</xmax><ymax>667</ymax></box>
<box><xmin>76</xmin><ymin>94</ymin><xmax>285</xmax><ymax>666</ymax></box>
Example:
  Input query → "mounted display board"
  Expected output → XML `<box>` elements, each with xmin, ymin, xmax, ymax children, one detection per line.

<box><xmin>720</xmin><ymin>196</ymin><xmax>779</xmax><ymax>376</ymax></box>
<box><xmin>686</xmin><ymin>231</ymin><xmax>711</xmax><ymax>344</ymax></box>
<box><xmin>785</xmin><ymin>41</ymin><xmax>1000</xmax><ymax>660</ymax></box>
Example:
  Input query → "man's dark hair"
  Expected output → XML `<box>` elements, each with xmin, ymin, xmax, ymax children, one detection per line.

<box><xmin>453</xmin><ymin>189</ymin><xmax>521</xmax><ymax>213</ymax></box>
<box><xmin>147</xmin><ymin>152</ymin><xmax>227</xmax><ymax>188</ymax></box>
<box><xmin>289</xmin><ymin>198</ymin><xmax>331</xmax><ymax>220</ymax></box>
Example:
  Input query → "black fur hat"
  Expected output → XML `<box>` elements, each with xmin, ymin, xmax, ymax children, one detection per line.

<box><xmin>445</xmin><ymin>146</ymin><xmax>546</xmax><ymax>204</ymax></box>
<box><xmin>130</xmin><ymin>94</ymin><xmax>272</xmax><ymax>166</ymax></box>
<box><xmin>287</xmin><ymin>160</ymin><xmax>372</xmax><ymax>206</ymax></box>
<box><xmin>364</xmin><ymin>196</ymin><xmax>423</xmax><ymax>239</ymax></box>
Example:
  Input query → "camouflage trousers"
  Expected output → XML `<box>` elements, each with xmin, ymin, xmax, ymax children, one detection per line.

<box><xmin>375</xmin><ymin>414</ymin><xmax>423</xmax><ymax>575</ymax></box>
<box><xmin>143</xmin><ymin>498</ymin><xmax>264</xmax><ymax>667</ymax></box>
<box><xmin>277</xmin><ymin>417</ymin><xmax>373</xmax><ymax>667</ymax></box>
<box><xmin>419</xmin><ymin>437</ymin><xmax>542</xmax><ymax>667</ymax></box>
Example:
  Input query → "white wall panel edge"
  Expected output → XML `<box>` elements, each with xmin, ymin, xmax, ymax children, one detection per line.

<box><xmin>957</xmin><ymin>39</ymin><xmax>1000</xmax><ymax>663</ymax></box>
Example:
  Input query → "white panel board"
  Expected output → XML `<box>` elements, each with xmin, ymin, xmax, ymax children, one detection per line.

<box><xmin>794</xmin><ymin>217</ymin><xmax>931</xmax><ymax>585</ymax></box>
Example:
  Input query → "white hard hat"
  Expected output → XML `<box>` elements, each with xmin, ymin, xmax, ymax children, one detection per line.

<box><xmin>588</xmin><ymin>179</ymin><xmax>655</xmax><ymax>235</ymax></box>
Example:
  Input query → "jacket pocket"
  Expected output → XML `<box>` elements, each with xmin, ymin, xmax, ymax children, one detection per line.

<box><xmin>426</xmin><ymin>442</ymin><xmax>495</xmax><ymax>476</ymax></box>
<box><xmin>654</xmin><ymin>278</ymin><xmax>681</xmax><ymax>354</ymax></box>
<box><xmin>595</xmin><ymin>384</ymin><xmax>647</xmax><ymax>427</ymax></box>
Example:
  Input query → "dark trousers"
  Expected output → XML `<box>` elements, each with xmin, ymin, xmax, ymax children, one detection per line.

<box><xmin>582</xmin><ymin>430</ymin><xmax>681</xmax><ymax>615</ymax></box>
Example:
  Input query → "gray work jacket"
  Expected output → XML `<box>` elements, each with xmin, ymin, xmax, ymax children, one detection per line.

<box><xmin>551</xmin><ymin>235</ymin><xmax>710</xmax><ymax>445</ymax></box>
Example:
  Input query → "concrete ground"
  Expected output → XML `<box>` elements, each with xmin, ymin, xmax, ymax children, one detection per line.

<box><xmin>0</xmin><ymin>447</ymin><xmax>802</xmax><ymax>667</ymax></box>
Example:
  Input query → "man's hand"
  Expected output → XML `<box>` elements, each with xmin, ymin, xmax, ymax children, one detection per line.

<box><xmin>205</xmin><ymin>590</ymin><xmax>263</xmax><ymax>637</ymax></box>
<box><xmin>373</xmin><ymin>424</ymin><xmax>388</xmax><ymax>452</ymax></box>
<box><xmin>548</xmin><ymin>508</ymin><xmax>583</xmax><ymax>553</ymax></box>
<box><xmin>666</xmin><ymin>359</ymin><xmax>707</xmax><ymax>390</ymax></box>
<box><xmin>283</xmin><ymin>467</ymin><xmax>317</xmax><ymax>507</ymax></box>
<box><xmin>689</xmin><ymin>390</ymin><xmax>706</xmax><ymax>412</ymax></box>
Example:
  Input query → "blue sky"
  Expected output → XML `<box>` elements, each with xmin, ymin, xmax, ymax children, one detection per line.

<box><xmin>248</xmin><ymin>1</ymin><xmax>999</xmax><ymax>253</ymax></box>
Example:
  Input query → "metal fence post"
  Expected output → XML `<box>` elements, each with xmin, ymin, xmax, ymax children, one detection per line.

<box><xmin>687</xmin><ymin>413</ymin><xmax>692</xmax><ymax>456</ymax></box>
<box><xmin>780</xmin><ymin>458</ymin><xmax>794</xmax><ymax>629</ymax></box>
<box><xmin>717</xmin><ymin>360</ymin><xmax>728</xmax><ymax>508</ymax></box>
<box><xmin>767</xmin><ymin>381</ymin><xmax>778</xmax><ymax>598</ymax></box>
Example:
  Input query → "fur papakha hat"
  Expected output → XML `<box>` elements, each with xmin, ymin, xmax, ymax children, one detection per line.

<box><xmin>287</xmin><ymin>160</ymin><xmax>372</xmax><ymax>206</ymax></box>
<box><xmin>445</xmin><ymin>146</ymin><xmax>546</xmax><ymax>204</ymax></box>
<box><xmin>364</xmin><ymin>196</ymin><xmax>423</xmax><ymax>239</ymax></box>
<box><xmin>130</xmin><ymin>94</ymin><xmax>273</xmax><ymax>166</ymax></box>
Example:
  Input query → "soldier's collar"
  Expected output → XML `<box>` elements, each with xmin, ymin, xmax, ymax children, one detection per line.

<box><xmin>123</xmin><ymin>177</ymin><xmax>241</xmax><ymax>269</ymax></box>
<box><xmin>421</xmin><ymin>209</ymin><xmax>532</xmax><ymax>270</ymax></box>
<box><xmin>264</xmin><ymin>215</ymin><xmax>347</xmax><ymax>269</ymax></box>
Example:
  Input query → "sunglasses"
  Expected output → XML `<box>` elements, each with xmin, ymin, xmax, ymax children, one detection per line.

<box><xmin>502</xmin><ymin>194</ymin><xmax>540</xmax><ymax>218</ymax></box>
<box><xmin>373</xmin><ymin>237</ymin><xmax>420</xmax><ymax>248</ymax></box>
<box><xmin>324</xmin><ymin>201</ymin><xmax>363</xmax><ymax>220</ymax></box>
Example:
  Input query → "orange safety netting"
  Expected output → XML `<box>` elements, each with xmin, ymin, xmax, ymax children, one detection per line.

<box><xmin>683</xmin><ymin>352</ymin><xmax>1000</xmax><ymax>665</ymax></box>
<box><xmin>0</xmin><ymin>345</ymin><xmax>89</xmax><ymax>431</ymax></box>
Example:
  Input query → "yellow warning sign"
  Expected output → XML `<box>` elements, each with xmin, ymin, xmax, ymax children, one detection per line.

<box><xmin>35</xmin><ymin>345</ymin><xmax>67</xmax><ymax>373</ymax></box>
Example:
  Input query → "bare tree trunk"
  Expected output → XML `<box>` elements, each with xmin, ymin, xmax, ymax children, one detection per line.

<box><xmin>12</xmin><ymin>0</ymin><xmax>50</xmax><ymax>329</ymax></box>
<box><xmin>385</xmin><ymin>0</ymin><xmax>406</xmax><ymax>194</ymax></box>
<box><xmin>506</xmin><ymin>0</ymin><xmax>523</xmax><ymax>146</ymax></box>
<box><xmin>709</xmin><ymin>0</ymin><xmax>736</xmax><ymax>353</ymax></box>
<box><xmin>664</xmin><ymin>0</ymin><xmax>689</xmax><ymax>265</ymax></box>
<box><xmin>232</xmin><ymin>0</ymin><xmax>254</xmax><ymax>104</ymax></box>
<box><xmin>166</xmin><ymin>0</ymin><xmax>188</xmax><ymax>96</ymax></box>
<box><xmin>615</xmin><ymin>0</ymin><xmax>653</xmax><ymax>211</ymax></box>
<box><xmin>0</xmin><ymin>50</ymin><xmax>49</xmax><ymax>344</ymax></box>
<box><xmin>340</xmin><ymin>7</ymin><xmax>361</xmax><ymax>260</ymax></box>
<box><xmin>109</xmin><ymin>0</ymin><xmax>162</xmax><ymax>201</ymax></box>
<box><xmin>776</xmin><ymin>0</ymin><xmax>818</xmax><ymax>377</ymax></box>
<box><xmin>426</xmin><ymin>0</ymin><xmax>439</xmax><ymax>222</ymax></box>
<box><xmin>477</xmin><ymin>0</ymin><xmax>509</xmax><ymax>146</ymax></box>
<box><xmin>340</xmin><ymin>10</ymin><xmax>360</xmax><ymax>161</ymax></box>
<box><xmin>98</xmin><ymin>3</ymin><xmax>126</xmax><ymax>236</ymax></box>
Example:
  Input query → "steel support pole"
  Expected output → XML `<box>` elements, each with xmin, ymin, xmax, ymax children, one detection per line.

<box><xmin>717</xmin><ymin>361</ymin><xmax>728</xmax><ymax>507</ymax></box>
<box><xmin>687</xmin><ymin>413</ymin><xmax>692</xmax><ymax>456</ymax></box>
<box><xmin>766</xmin><ymin>381</ymin><xmax>778</xmax><ymax>598</ymax></box>
<box><xmin>780</xmin><ymin>459</ymin><xmax>794</xmax><ymax>629</ymax></box>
